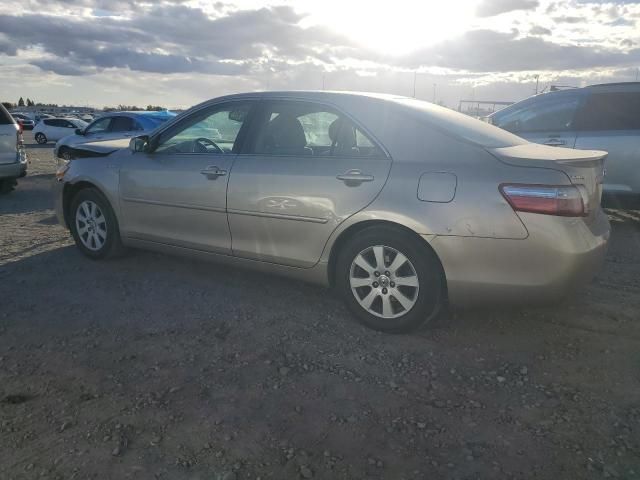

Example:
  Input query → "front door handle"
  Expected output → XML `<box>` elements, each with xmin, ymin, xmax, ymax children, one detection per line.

<box><xmin>336</xmin><ymin>169</ymin><xmax>375</xmax><ymax>185</ymax></box>
<box><xmin>200</xmin><ymin>166</ymin><xmax>227</xmax><ymax>179</ymax></box>
<box><xmin>544</xmin><ymin>138</ymin><xmax>566</xmax><ymax>146</ymax></box>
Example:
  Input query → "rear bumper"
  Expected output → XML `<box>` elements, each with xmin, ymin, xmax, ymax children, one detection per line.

<box><xmin>0</xmin><ymin>155</ymin><xmax>27</xmax><ymax>180</ymax></box>
<box><xmin>429</xmin><ymin>209</ymin><xmax>610</xmax><ymax>308</ymax></box>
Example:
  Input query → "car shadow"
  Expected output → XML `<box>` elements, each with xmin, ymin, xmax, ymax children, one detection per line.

<box><xmin>0</xmin><ymin>173</ymin><xmax>55</xmax><ymax>215</ymax></box>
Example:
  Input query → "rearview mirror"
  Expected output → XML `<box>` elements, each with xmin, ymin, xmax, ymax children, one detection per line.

<box><xmin>130</xmin><ymin>135</ymin><xmax>150</xmax><ymax>153</ymax></box>
<box><xmin>228</xmin><ymin>109</ymin><xmax>247</xmax><ymax>122</ymax></box>
<box><xmin>75</xmin><ymin>128</ymin><xmax>84</xmax><ymax>136</ymax></box>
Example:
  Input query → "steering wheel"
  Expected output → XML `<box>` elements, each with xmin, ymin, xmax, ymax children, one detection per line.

<box><xmin>194</xmin><ymin>137</ymin><xmax>223</xmax><ymax>154</ymax></box>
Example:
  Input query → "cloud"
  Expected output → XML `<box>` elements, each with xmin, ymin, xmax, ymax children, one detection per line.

<box><xmin>400</xmin><ymin>29</ymin><xmax>640</xmax><ymax>72</ymax></box>
<box><xmin>0</xmin><ymin>5</ymin><xmax>354</xmax><ymax>76</ymax></box>
<box><xmin>476</xmin><ymin>0</ymin><xmax>540</xmax><ymax>16</ymax></box>
<box><xmin>529</xmin><ymin>25</ymin><xmax>552</xmax><ymax>35</ymax></box>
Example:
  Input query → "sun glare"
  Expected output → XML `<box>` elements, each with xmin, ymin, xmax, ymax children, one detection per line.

<box><xmin>302</xmin><ymin>0</ymin><xmax>480</xmax><ymax>55</ymax></box>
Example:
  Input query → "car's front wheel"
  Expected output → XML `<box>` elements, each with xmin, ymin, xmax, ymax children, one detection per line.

<box><xmin>35</xmin><ymin>133</ymin><xmax>47</xmax><ymax>144</ymax></box>
<box><xmin>336</xmin><ymin>226</ymin><xmax>444</xmax><ymax>333</ymax></box>
<box><xmin>69</xmin><ymin>188</ymin><xmax>124</xmax><ymax>259</ymax></box>
<box><xmin>59</xmin><ymin>147</ymin><xmax>73</xmax><ymax>160</ymax></box>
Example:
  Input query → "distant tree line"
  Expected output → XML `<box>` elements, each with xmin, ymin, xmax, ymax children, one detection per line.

<box><xmin>2</xmin><ymin>99</ymin><xmax>166</xmax><ymax>112</ymax></box>
<box><xmin>2</xmin><ymin>98</ymin><xmax>60</xmax><ymax>109</ymax></box>
<box><xmin>103</xmin><ymin>105</ymin><xmax>166</xmax><ymax>112</ymax></box>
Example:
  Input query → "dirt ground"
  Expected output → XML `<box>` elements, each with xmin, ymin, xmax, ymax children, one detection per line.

<box><xmin>1</xmin><ymin>134</ymin><xmax>639</xmax><ymax>480</ymax></box>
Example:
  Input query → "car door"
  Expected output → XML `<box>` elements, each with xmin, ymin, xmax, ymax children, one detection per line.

<box><xmin>58</xmin><ymin>119</ymin><xmax>78</xmax><ymax>140</ymax></box>
<box><xmin>227</xmin><ymin>99</ymin><xmax>392</xmax><ymax>268</ymax></box>
<box><xmin>492</xmin><ymin>91</ymin><xmax>584</xmax><ymax>148</ymax></box>
<box><xmin>83</xmin><ymin>117</ymin><xmax>113</xmax><ymax>141</ymax></box>
<box><xmin>103</xmin><ymin>115</ymin><xmax>138</xmax><ymax>141</ymax></box>
<box><xmin>46</xmin><ymin>119</ymin><xmax>70</xmax><ymax>141</ymax></box>
<box><xmin>119</xmin><ymin>101</ymin><xmax>254</xmax><ymax>253</ymax></box>
<box><xmin>573</xmin><ymin>90</ymin><xmax>640</xmax><ymax>195</ymax></box>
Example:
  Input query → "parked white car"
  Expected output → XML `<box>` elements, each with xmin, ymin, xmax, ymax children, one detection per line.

<box><xmin>33</xmin><ymin>118</ymin><xmax>88</xmax><ymax>144</ymax></box>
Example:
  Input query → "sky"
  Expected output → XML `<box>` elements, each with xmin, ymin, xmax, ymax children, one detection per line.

<box><xmin>0</xmin><ymin>0</ymin><xmax>639</xmax><ymax>109</ymax></box>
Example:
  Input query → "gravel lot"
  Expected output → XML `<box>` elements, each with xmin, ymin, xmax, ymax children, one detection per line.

<box><xmin>1</xmin><ymin>134</ymin><xmax>639</xmax><ymax>479</ymax></box>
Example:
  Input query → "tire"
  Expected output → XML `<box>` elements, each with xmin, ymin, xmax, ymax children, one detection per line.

<box><xmin>0</xmin><ymin>179</ymin><xmax>17</xmax><ymax>195</ymax></box>
<box><xmin>69</xmin><ymin>188</ymin><xmax>125</xmax><ymax>259</ymax></box>
<box><xmin>336</xmin><ymin>226</ymin><xmax>444</xmax><ymax>333</ymax></box>
<box><xmin>35</xmin><ymin>133</ymin><xmax>47</xmax><ymax>144</ymax></box>
<box><xmin>59</xmin><ymin>147</ymin><xmax>73</xmax><ymax>161</ymax></box>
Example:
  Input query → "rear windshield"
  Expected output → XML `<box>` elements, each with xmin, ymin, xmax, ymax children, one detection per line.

<box><xmin>392</xmin><ymin>98</ymin><xmax>526</xmax><ymax>148</ymax></box>
<box><xmin>0</xmin><ymin>105</ymin><xmax>17</xmax><ymax>125</ymax></box>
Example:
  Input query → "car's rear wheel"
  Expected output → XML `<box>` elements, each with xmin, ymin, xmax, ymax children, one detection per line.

<box><xmin>336</xmin><ymin>226</ymin><xmax>444</xmax><ymax>333</ymax></box>
<box><xmin>69</xmin><ymin>188</ymin><xmax>124</xmax><ymax>259</ymax></box>
<box><xmin>35</xmin><ymin>133</ymin><xmax>47</xmax><ymax>144</ymax></box>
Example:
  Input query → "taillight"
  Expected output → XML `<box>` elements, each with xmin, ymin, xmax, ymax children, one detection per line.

<box><xmin>500</xmin><ymin>184</ymin><xmax>585</xmax><ymax>217</ymax></box>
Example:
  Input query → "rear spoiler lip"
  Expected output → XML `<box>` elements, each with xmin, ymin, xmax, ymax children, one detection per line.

<box><xmin>488</xmin><ymin>143</ymin><xmax>608</xmax><ymax>166</ymax></box>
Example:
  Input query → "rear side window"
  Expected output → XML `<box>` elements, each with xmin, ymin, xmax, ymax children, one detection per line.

<box><xmin>250</xmin><ymin>101</ymin><xmax>386</xmax><ymax>158</ymax></box>
<box><xmin>575</xmin><ymin>92</ymin><xmax>640</xmax><ymax>131</ymax></box>
<box><xmin>46</xmin><ymin>119</ymin><xmax>63</xmax><ymax>127</ymax></box>
<box><xmin>492</xmin><ymin>94</ymin><xmax>582</xmax><ymax>133</ymax></box>
<box><xmin>0</xmin><ymin>104</ymin><xmax>15</xmax><ymax>125</ymax></box>
<box><xmin>109</xmin><ymin>116</ymin><xmax>135</xmax><ymax>132</ymax></box>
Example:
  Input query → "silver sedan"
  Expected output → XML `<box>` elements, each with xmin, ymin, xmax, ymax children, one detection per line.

<box><xmin>53</xmin><ymin>91</ymin><xmax>610</xmax><ymax>332</ymax></box>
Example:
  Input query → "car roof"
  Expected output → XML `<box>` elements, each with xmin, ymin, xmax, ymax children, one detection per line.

<box><xmin>101</xmin><ymin>111</ymin><xmax>177</xmax><ymax>118</ymax></box>
<box><xmin>178</xmin><ymin>90</ymin><xmax>525</xmax><ymax>149</ymax></box>
<box><xmin>584</xmin><ymin>82</ymin><xmax>640</xmax><ymax>93</ymax></box>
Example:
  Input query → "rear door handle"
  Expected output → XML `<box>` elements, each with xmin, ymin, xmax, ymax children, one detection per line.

<box><xmin>544</xmin><ymin>138</ymin><xmax>566</xmax><ymax>146</ymax></box>
<box><xmin>200</xmin><ymin>166</ymin><xmax>227</xmax><ymax>179</ymax></box>
<box><xmin>336</xmin><ymin>169</ymin><xmax>374</xmax><ymax>185</ymax></box>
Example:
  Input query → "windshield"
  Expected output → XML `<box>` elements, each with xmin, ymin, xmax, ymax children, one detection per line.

<box><xmin>71</xmin><ymin>119</ymin><xmax>88</xmax><ymax>128</ymax></box>
<box><xmin>393</xmin><ymin>97</ymin><xmax>526</xmax><ymax>148</ymax></box>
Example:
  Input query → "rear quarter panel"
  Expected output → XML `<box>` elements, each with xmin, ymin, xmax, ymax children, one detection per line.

<box><xmin>574</xmin><ymin>130</ymin><xmax>640</xmax><ymax>194</ymax></box>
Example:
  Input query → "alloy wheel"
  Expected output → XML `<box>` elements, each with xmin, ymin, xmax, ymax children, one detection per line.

<box><xmin>75</xmin><ymin>200</ymin><xmax>107</xmax><ymax>251</ymax></box>
<box><xmin>349</xmin><ymin>245</ymin><xmax>420</xmax><ymax>319</ymax></box>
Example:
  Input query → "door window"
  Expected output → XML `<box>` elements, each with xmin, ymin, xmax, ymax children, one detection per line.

<box><xmin>574</xmin><ymin>92</ymin><xmax>640</xmax><ymax>131</ymax></box>
<box><xmin>85</xmin><ymin>117</ymin><xmax>112</xmax><ymax>134</ymax></box>
<box><xmin>154</xmin><ymin>103</ymin><xmax>251</xmax><ymax>154</ymax></box>
<box><xmin>493</xmin><ymin>94</ymin><xmax>582</xmax><ymax>133</ymax></box>
<box><xmin>250</xmin><ymin>101</ymin><xmax>385</xmax><ymax>158</ymax></box>
<box><xmin>109</xmin><ymin>116</ymin><xmax>136</xmax><ymax>132</ymax></box>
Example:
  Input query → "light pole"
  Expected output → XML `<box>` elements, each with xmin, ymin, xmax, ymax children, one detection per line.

<box><xmin>432</xmin><ymin>83</ymin><xmax>437</xmax><ymax>103</ymax></box>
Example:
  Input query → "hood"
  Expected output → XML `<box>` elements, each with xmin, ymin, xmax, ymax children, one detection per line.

<box><xmin>67</xmin><ymin>138</ymin><xmax>131</xmax><ymax>157</ymax></box>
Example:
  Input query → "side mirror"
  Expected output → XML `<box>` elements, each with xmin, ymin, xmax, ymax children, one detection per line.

<box><xmin>75</xmin><ymin>128</ymin><xmax>84</xmax><ymax>135</ymax></box>
<box><xmin>130</xmin><ymin>135</ymin><xmax>150</xmax><ymax>153</ymax></box>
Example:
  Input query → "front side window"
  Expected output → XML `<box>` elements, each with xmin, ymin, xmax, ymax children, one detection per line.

<box><xmin>154</xmin><ymin>103</ymin><xmax>251</xmax><ymax>154</ymax></box>
<box><xmin>109</xmin><ymin>116</ymin><xmax>135</xmax><ymax>132</ymax></box>
<box><xmin>86</xmin><ymin>117</ymin><xmax>112</xmax><ymax>134</ymax></box>
<box><xmin>251</xmin><ymin>101</ymin><xmax>385</xmax><ymax>158</ymax></box>
<box><xmin>574</xmin><ymin>92</ymin><xmax>640</xmax><ymax>131</ymax></box>
<box><xmin>493</xmin><ymin>94</ymin><xmax>582</xmax><ymax>133</ymax></box>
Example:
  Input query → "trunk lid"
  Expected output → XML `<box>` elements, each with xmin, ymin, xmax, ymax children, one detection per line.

<box><xmin>489</xmin><ymin>143</ymin><xmax>607</xmax><ymax>219</ymax></box>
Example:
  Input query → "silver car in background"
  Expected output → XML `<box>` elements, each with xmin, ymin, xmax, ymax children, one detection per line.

<box><xmin>54</xmin><ymin>111</ymin><xmax>176</xmax><ymax>160</ymax></box>
<box><xmin>488</xmin><ymin>82</ymin><xmax>640</xmax><ymax>197</ymax></box>
<box><xmin>0</xmin><ymin>104</ymin><xmax>27</xmax><ymax>194</ymax></box>
<box><xmin>53</xmin><ymin>91</ymin><xmax>609</xmax><ymax>333</ymax></box>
